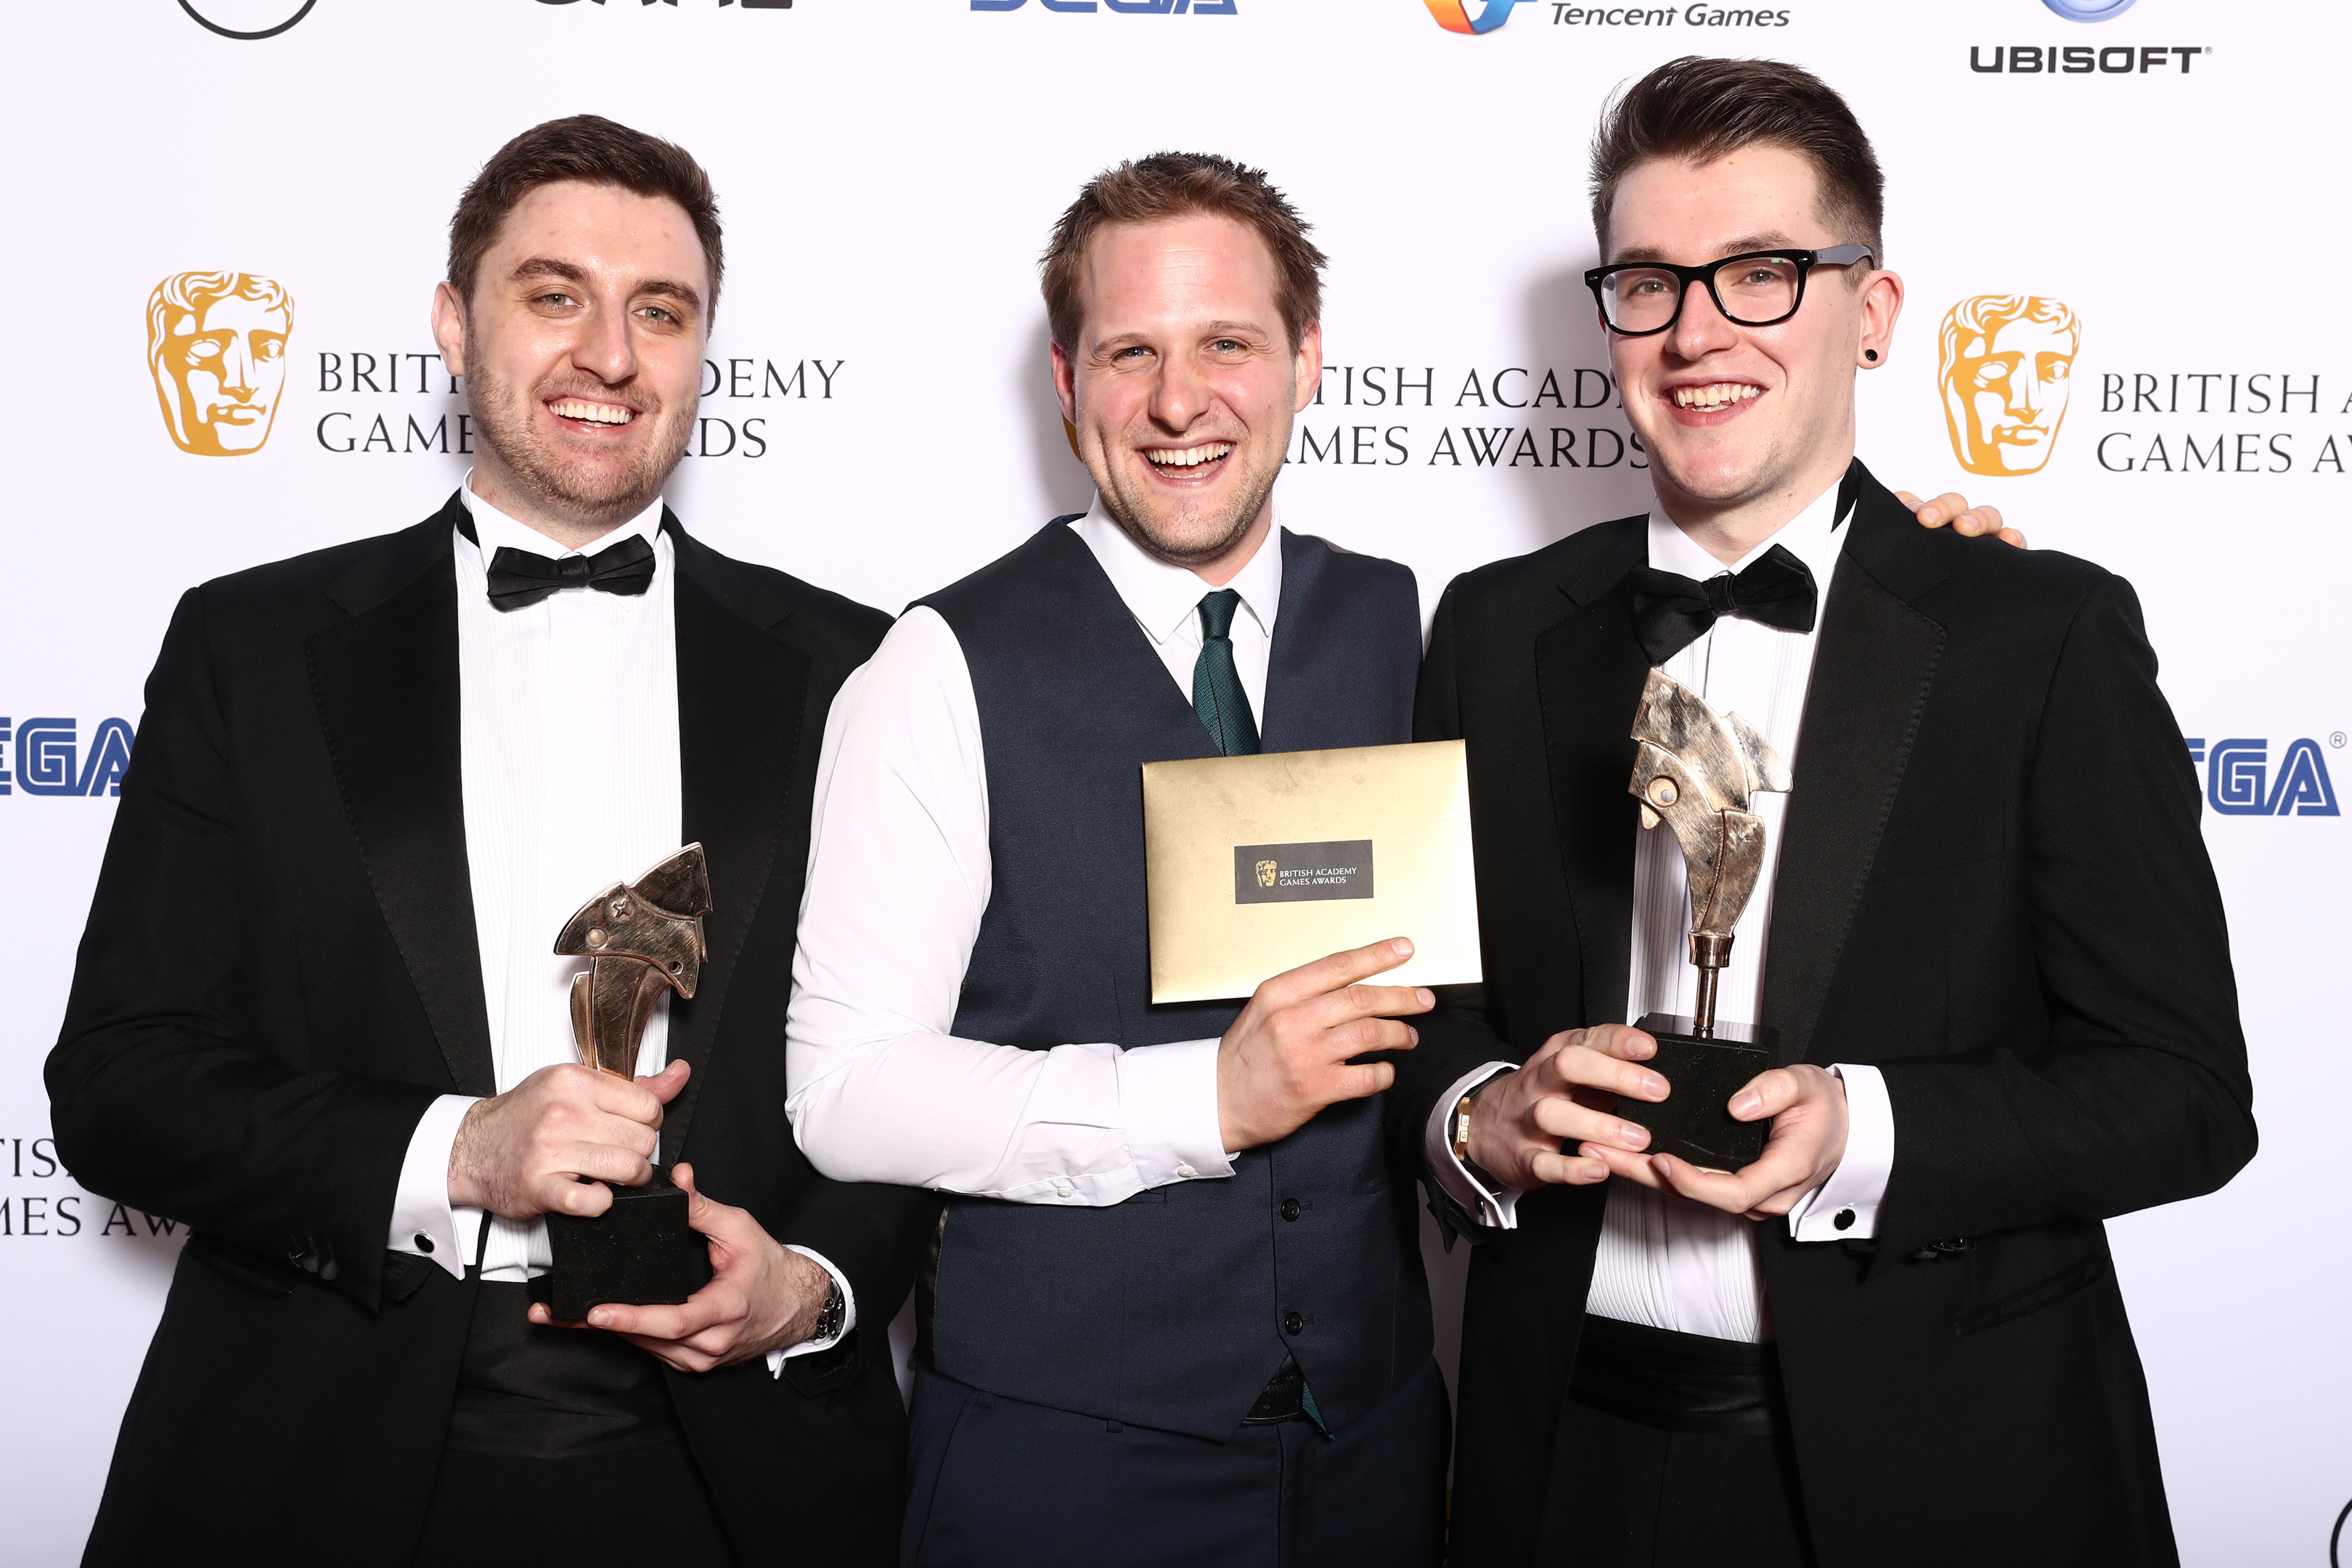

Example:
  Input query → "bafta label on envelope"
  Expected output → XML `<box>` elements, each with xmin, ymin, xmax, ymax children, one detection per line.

<box><xmin>1143</xmin><ymin>740</ymin><xmax>1482</xmax><ymax>1004</ymax></box>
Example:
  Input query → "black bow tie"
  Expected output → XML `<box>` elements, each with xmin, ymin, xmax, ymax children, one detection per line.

<box><xmin>1628</xmin><ymin>544</ymin><xmax>1818</xmax><ymax>665</ymax></box>
<box><xmin>483</xmin><ymin>534</ymin><xmax>656</xmax><ymax>612</ymax></box>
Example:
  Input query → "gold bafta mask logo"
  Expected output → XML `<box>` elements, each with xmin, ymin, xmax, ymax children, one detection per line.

<box><xmin>1255</xmin><ymin>859</ymin><xmax>1278</xmax><ymax>889</ymax></box>
<box><xmin>146</xmin><ymin>271</ymin><xmax>294</xmax><ymax>456</ymax></box>
<box><xmin>1937</xmin><ymin>295</ymin><xmax>2081</xmax><ymax>477</ymax></box>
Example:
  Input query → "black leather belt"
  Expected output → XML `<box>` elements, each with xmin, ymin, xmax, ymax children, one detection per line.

<box><xmin>1569</xmin><ymin>1315</ymin><xmax>1788</xmax><ymax>1438</ymax></box>
<box><xmin>445</xmin><ymin>1276</ymin><xmax>682</xmax><ymax>1460</ymax></box>
<box><xmin>1241</xmin><ymin>1358</ymin><xmax>1310</xmax><ymax>1426</ymax></box>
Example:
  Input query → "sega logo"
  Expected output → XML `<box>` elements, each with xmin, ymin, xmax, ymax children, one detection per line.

<box><xmin>971</xmin><ymin>0</ymin><xmax>1235</xmax><ymax>11</ymax></box>
<box><xmin>0</xmin><ymin>718</ymin><xmax>137</xmax><ymax>799</ymax></box>
<box><xmin>2186</xmin><ymin>738</ymin><xmax>2340</xmax><ymax>818</ymax></box>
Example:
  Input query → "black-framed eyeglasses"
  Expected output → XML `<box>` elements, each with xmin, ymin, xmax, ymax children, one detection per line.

<box><xmin>1584</xmin><ymin>245</ymin><xmax>1875</xmax><ymax>336</ymax></box>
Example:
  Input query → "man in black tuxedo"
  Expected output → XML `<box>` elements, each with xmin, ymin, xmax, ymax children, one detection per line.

<box><xmin>48</xmin><ymin>116</ymin><xmax>933</xmax><ymax>1566</ymax></box>
<box><xmin>1395</xmin><ymin>58</ymin><xmax>2252</xmax><ymax>1568</ymax></box>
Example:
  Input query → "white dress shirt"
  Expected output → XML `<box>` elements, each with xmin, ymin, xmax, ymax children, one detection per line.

<box><xmin>1424</xmin><ymin>478</ymin><xmax>1898</xmax><ymax>1342</ymax></box>
<box><xmin>383</xmin><ymin>477</ymin><xmax>849</xmax><ymax>1368</ymax></box>
<box><xmin>785</xmin><ymin>496</ymin><xmax>1281</xmax><ymax>1202</ymax></box>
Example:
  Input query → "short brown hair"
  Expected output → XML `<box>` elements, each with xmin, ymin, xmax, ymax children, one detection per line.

<box><xmin>1040</xmin><ymin>152</ymin><xmax>1326</xmax><ymax>354</ymax></box>
<box><xmin>1588</xmin><ymin>57</ymin><xmax>1884</xmax><ymax>265</ymax></box>
<box><xmin>448</xmin><ymin>114</ymin><xmax>724</xmax><ymax>318</ymax></box>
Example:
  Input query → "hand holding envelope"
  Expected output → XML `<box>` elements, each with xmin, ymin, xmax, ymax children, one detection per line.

<box><xmin>1214</xmin><ymin>936</ymin><xmax>1434</xmax><ymax>1152</ymax></box>
<box><xmin>1142</xmin><ymin>740</ymin><xmax>1484</xmax><ymax>1152</ymax></box>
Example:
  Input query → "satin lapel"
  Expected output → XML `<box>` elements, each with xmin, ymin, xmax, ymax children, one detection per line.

<box><xmin>306</xmin><ymin>502</ymin><xmax>497</xmax><ymax>1097</ymax></box>
<box><xmin>1760</xmin><ymin>479</ymin><xmax>1947</xmax><ymax>1065</ymax></box>
<box><xmin>663</xmin><ymin>527</ymin><xmax>811</xmax><ymax>1163</ymax></box>
<box><xmin>1533</xmin><ymin>523</ymin><xmax>1651</xmax><ymax>1026</ymax></box>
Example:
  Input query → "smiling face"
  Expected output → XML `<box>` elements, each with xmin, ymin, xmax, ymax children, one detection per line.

<box><xmin>1601</xmin><ymin>146</ymin><xmax>1900</xmax><ymax>547</ymax></box>
<box><xmin>1050</xmin><ymin>214</ymin><xmax>1320</xmax><ymax>580</ymax></box>
<box><xmin>431</xmin><ymin>180</ymin><xmax>707</xmax><ymax>545</ymax></box>
<box><xmin>1940</xmin><ymin>304</ymin><xmax>2077</xmax><ymax>475</ymax></box>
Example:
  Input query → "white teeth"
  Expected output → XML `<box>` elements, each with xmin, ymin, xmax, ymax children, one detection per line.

<box><xmin>1143</xmin><ymin>442</ymin><xmax>1234</xmax><ymax>467</ymax></box>
<box><xmin>551</xmin><ymin>399</ymin><xmax>632</xmax><ymax>425</ymax></box>
<box><xmin>1670</xmin><ymin>383</ymin><xmax>1760</xmax><ymax>409</ymax></box>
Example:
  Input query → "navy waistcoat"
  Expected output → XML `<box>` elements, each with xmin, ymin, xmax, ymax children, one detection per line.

<box><xmin>915</xmin><ymin>520</ymin><xmax>1432</xmax><ymax>1441</ymax></box>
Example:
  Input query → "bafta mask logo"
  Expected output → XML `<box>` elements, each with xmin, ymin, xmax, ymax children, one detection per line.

<box><xmin>147</xmin><ymin>271</ymin><xmax>294</xmax><ymax>457</ymax></box>
<box><xmin>1937</xmin><ymin>295</ymin><xmax>2081</xmax><ymax>477</ymax></box>
<box><xmin>1255</xmin><ymin>859</ymin><xmax>1278</xmax><ymax>889</ymax></box>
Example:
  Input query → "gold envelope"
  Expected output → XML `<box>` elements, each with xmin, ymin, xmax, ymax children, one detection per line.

<box><xmin>1143</xmin><ymin>740</ymin><xmax>1482</xmax><ymax>1005</ymax></box>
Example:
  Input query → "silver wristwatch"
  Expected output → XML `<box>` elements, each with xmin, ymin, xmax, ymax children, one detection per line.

<box><xmin>812</xmin><ymin>1275</ymin><xmax>846</xmax><ymax>1345</ymax></box>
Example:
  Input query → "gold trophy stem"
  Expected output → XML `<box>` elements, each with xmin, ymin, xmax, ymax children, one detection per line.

<box><xmin>1688</xmin><ymin>931</ymin><xmax>1735</xmax><ymax>1039</ymax></box>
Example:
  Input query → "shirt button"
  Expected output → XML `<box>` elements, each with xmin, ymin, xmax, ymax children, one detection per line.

<box><xmin>1834</xmin><ymin>1208</ymin><xmax>1855</xmax><ymax>1232</ymax></box>
<box><xmin>1283</xmin><ymin>1311</ymin><xmax>1305</xmax><ymax>1336</ymax></box>
<box><xmin>1055</xmin><ymin>1185</ymin><xmax>1074</xmax><ymax>1199</ymax></box>
<box><xmin>1175</xmin><ymin>1164</ymin><xmax>1196</xmax><ymax>1179</ymax></box>
<box><xmin>413</xmin><ymin>1234</ymin><xmax>435</xmax><ymax>1254</ymax></box>
<box><xmin>1281</xmin><ymin>1199</ymin><xmax>1302</xmax><ymax>1222</ymax></box>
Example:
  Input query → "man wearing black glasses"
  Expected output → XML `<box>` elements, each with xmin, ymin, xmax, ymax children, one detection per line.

<box><xmin>1391</xmin><ymin>56</ymin><xmax>2250</xmax><ymax>1568</ymax></box>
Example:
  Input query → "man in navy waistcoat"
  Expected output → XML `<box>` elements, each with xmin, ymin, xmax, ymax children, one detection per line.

<box><xmin>781</xmin><ymin>153</ymin><xmax>1447</xmax><ymax>1564</ymax></box>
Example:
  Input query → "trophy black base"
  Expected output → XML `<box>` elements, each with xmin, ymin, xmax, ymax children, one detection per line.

<box><xmin>1617</xmin><ymin>1014</ymin><xmax>1780</xmax><ymax>1174</ymax></box>
<box><xmin>544</xmin><ymin>1179</ymin><xmax>714</xmax><ymax>1323</ymax></box>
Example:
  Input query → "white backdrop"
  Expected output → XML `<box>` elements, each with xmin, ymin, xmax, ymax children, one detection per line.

<box><xmin>4</xmin><ymin>0</ymin><xmax>2346</xmax><ymax>1561</ymax></box>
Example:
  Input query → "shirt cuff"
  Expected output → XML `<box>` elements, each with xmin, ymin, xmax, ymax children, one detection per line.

<box><xmin>764</xmin><ymin>1246</ymin><xmax>858</xmax><ymax>1376</ymax></box>
<box><xmin>386</xmin><ymin>1094</ymin><xmax>483</xmax><ymax>1282</ymax></box>
<box><xmin>1422</xmin><ymin>1063</ymin><xmax>1522</xmax><ymax>1230</ymax></box>
<box><xmin>1789</xmin><ymin>1063</ymin><xmax>1895</xmax><ymax>1241</ymax></box>
<box><xmin>1116</xmin><ymin>1036</ymin><xmax>1236</xmax><ymax>1189</ymax></box>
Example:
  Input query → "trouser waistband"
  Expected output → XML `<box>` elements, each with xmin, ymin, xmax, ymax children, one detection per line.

<box><xmin>1569</xmin><ymin>1315</ymin><xmax>1788</xmax><ymax>1438</ymax></box>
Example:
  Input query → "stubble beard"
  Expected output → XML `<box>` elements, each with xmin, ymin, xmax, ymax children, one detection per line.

<box><xmin>466</xmin><ymin>348</ymin><xmax>695</xmax><ymax>532</ymax></box>
<box><xmin>1095</xmin><ymin>432</ymin><xmax>1284</xmax><ymax>572</ymax></box>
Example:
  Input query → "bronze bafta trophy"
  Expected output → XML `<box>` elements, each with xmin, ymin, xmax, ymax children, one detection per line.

<box><xmin>1616</xmin><ymin>671</ymin><xmax>1792</xmax><ymax>1172</ymax></box>
<box><xmin>542</xmin><ymin>844</ymin><xmax>717</xmax><ymax>1323</ymax></box>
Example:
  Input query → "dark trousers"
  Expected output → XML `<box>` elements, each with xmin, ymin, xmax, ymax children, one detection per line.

<box><xmin>902</xmin><ymin>1358</ymin><xmax>1450</xmax><ymax>1568</ymax></box>
<box><xmin>1543</xmin><ymin>1320</ymin><xmax>1815</xmax><ymax>1568</ymax></box>
<box><xmin>415</xmin><ymin>1442</ymin><xmax>737</xmax><ymax>1566</ymax></box>
<box><xmin>415</xmin><ymin>1278</ymin><xmax>736</xmax><ymax>1566</ymax></box>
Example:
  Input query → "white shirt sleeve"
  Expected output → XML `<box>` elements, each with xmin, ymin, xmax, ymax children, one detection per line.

<box><xmin>763</xmin><ymin>1245</ymin><xmax>857</xmax><ymax>1376</ymax></box>
<box><xmin>1788</xmin><ymin>1063</ymin><xmax>1895</xmax><ymax>1241</ymax></box>
<box><xmin>785</xmin><ymin>607</ymin><xmax>1234</xmax><ymax>1205</ymax></box>
<box><xmin>1421</xmin><ymin>1063</ymin><xmax>1523</xmax><ymax>1230</ymax></box>
<box><xmin>386</xmin><ymin>1093</ymin><xmax>484</xmax><ymax>1281</ymax></box>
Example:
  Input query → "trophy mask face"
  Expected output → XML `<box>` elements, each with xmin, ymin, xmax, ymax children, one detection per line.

<box><xmin>437</xmin><ymin>180</ymin><xmax>708</xmax><ymax>531</ymax></box>
<box><xmin>1052</xmin><ymin>214</ymin><xmax>1321</xmax><ymax>572</ymax></box>
<box><xmin>147</xmin><ymin>273</ymin><xmax>293</xmax><ymax>456</ymax></box>
<box><xmin>1938</xmin><ymin>296</ymin><xmax>2079</xmax><ymax>476</ymax></box>
<box><xmin>1602</xmin><ymin>146</ymin><xmax>1898</xmax><ymax>518</ymax></box>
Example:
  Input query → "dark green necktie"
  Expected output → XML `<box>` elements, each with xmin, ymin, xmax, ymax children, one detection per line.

<box><xmin>1191</xmin><ymin>589</ymin><xmax>1260</xmax><ymax>756</ymax></box>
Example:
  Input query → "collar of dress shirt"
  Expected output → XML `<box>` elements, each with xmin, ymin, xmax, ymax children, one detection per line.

<box><xmin>455</xmin><ymin>471</ymin><xmax>668</xmax><ymax>570</ymax></box>
<box><xmin>1072</xmin><ymin>493</ymin><xmax>1284</xmax><ymax>650</ymax></box>
<box><xmin>1643</xmin><ymin>471</ymin><xmax>1849</xmax><ymax>595</ymax></box>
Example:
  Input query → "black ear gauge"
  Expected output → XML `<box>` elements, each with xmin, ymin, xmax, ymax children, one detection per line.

<box><xmin>1863</xmin><ymin>348</ymin><xmax>1879</xmax><ymax>362</ymax></box>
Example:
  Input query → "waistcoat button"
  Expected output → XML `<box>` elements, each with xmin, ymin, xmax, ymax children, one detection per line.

<box><xmin>1281</xmin><ymin>1199</ymin><xmax>1302</xmax><ymax>1222</ymax></box>
<box><xmin>1283</xmin><ymin>1311</ymin><xmax>1305</xmax><ymax>1336</ymax></box>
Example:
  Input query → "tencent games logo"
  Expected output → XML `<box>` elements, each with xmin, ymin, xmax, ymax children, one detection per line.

<box><xmin>1938</xmin><ymin>295</ymin><xmax>2079</xmax><ymax>477</ymax></box>
<box><xmin>1425</xmin><ymin>0</ymin><xmax>1530</xmax><ymax>33</ymax></box>
<box><xmin>147</xmin><ymin>272</ymin><xmax>294</xmax><ymax>457</ymax></box>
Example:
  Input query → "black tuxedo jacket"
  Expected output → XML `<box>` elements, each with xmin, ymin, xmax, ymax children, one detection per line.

<box><xmin>1391</xmin><ymin>465</ymin><xmax>2252</xmax><ymax>1568</ymax></box>
<box><xmin>48</xmin><ymin>494</ymin><xmax>939</xmax><ymax>1566</ymax></box>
